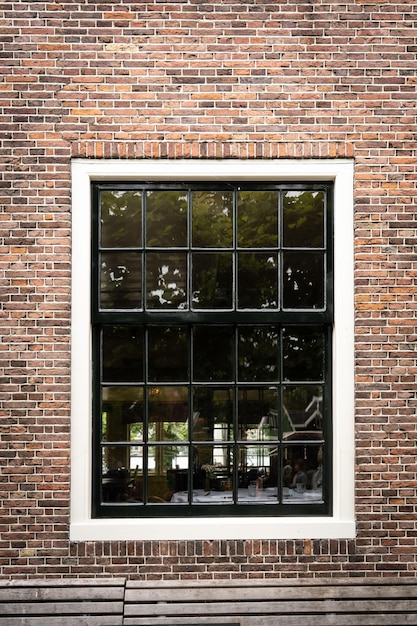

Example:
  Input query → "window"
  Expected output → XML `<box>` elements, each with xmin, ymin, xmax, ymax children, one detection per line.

<box><xmin>71</xmin><ymin>160</ymin><xmax>354</xmax><ymax>540</ymax></box>
<box><xmin>93</xmin><ymin>182</ymin><xmax>332</xmax><ymax>518</ymax></box>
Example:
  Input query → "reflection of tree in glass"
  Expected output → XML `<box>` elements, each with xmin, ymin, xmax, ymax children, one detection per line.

<box><xmin>238</xmin><ymin>253</ymin><xmax>278</xmax><ymax>309</ymax></box>
<box><xmin>192</xmin><ymin>253</ymin><xmax>232</xmax><ymax>309</ymax></box>
<box><xmin>238</xmin><ymin>191</ymin><xmax>278</xmax><ymax>248</ymax></box>
<box><xmin>146</xmin><ymin>191</ymin><xmax>187</xmax><ymax>247</ymax></box>
<box><xmin>192</xmin><ymin>191</ymin><xmax>233</xmax><ymax>248</ymax></box>
<box><xmin>147</xmin><ymin>253</ymin><xmax>187</xmax><ymax>309</ymax></box>
<box><xmin>100</xmin><ymin>190</ymin><xmax>142</xmax><ymax>248</ymax></box>
<box><xmin>283</xmin><ymin>191</ymin><xmax>324</xmax><ymax>248</ymax></box>
<box><xmin>282</xmin><ymin>327</ymin><xmax>324</xmax><ymax>382</ymax></box>
<box><xmin>238</xmin><ymin>326</ymin><xmax>279</xmax><ymax>382</ymax></box>
<box><xmin>283</xmin><ymin>251</ymin><xmax>324</xmax><ymax>309</ymax></box>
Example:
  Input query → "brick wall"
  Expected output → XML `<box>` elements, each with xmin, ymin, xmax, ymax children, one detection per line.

<box><xmin>1</xmin><ymin>0</ymin><xmax>417</xmax><ymax>579</ymax></box>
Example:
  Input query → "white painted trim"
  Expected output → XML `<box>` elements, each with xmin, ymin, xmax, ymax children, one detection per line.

<box><xmin>70</xmin><ymin>159</ymin><xmax>355</xmax><ymax>541</ymax></box>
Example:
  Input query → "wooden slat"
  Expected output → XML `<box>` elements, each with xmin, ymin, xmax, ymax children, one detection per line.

<box><xmin>4</xmin><ymin>600</ymin><xmax>124</xmax><ymax>616</ymax></box>
<box><xmin>4</xmin><ymin>618</ymin><xmax>123</xmax><ymax>626</ymax></box>
<box><xmin>0</xmin><ymin>585</ymin><xmax>125</xmax><ymax>602</ymax></box>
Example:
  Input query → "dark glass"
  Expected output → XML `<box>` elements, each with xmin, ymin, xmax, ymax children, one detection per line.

<box><xmin>192</xmin><ymin>387</ymin><xmax>234</xmax><ymax>441</ymax></box>
<box><xmin>146</xmin><ymin>190</ymin><xmax>187</xmax><ymax>247</ymax></box>
<box><xmin>192</xmin><ymin>252</ymin><xmax>233</xmax><ymax>309</ymax></box>
<box><xmin>101</xmin><ymin>386</ymin><xmax>144</xmax><ymax>442</ymax></box>
<box><xmin>100</xmin><ymin>190</ymin><xmax>142</xmax><ymax>248</ymax></box>
<box><xmin>237</xmin><ymin>191</ymin><xmax>278</xmax><ymax>248</ymax></box>
<box><xmin>147</xmin><ymin>326</ymin><xmax>188</xmax><ymax>382</ymax></box>
<box><xmin>102</xmin><ymin>326</ymin><xmax>143</xmax><ymax>383</ymax></box>
<box><xmin>100</xmin><ymin>252</ymin><xmax>142</xmax><ymax>310</ymax></box>
<box><xmin>282</xmin><ymin>251</ymin><xmax>324</xmax><ymax>309</ymax></box>
<box><xmin>101</xmin><ymin>445</ymin><xmax>140</xmax><ymax>503</ymax></box>
<box><xmin>238</xmin><ymin>253</ymin><xmax>278</xmax><ymax>309</ymax></box>
<box><xmin>238</xmin><ymin>326</ymin><xmax>279</xmax><ymax>382</ymax></box>
<box><xmin>193</xmin><ymin>326</ymin><xmax>234</xmax><ymax>382</ymax></box>
<box><xmin>237</xmin><ymin>387</ymin><xmax>278</xmax><ymax>440</ymax></box>
<box><xmin>146</xmin><ymin>252</ymin><xmax>187</xmax><ymax>309</ymax></box>
<box><xmin>148</xmin><ymin>445</ymin><xmax>189</xmax><ymax>503</ymax></box>
<box><xmin>283</xmin><ymin>191</ymin><xmax>324</xmax><ymax>248</ymax></box>
<box><xmin>148</xmin><ymin>386</ymin><xmax>188</xmax><ymax>441</ymax></box>
<box><xmin>282</xmin><ymin>326</ymin><xmax>324</xmax><ymax>382</ymax></box>
<box><xmin>282</xmin><ymin>385</ymin><xmax>323</xmax><ymax>438</ymax></box>
<box><xmin>192</xmin><ymin>191</ymin><xmax>233</xmax><ymax>248</ymax></box>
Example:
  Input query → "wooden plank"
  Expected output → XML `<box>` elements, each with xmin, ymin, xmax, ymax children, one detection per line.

<box><xmin>124</xmin><ymin>583</ymin><xmax>417</xmax><ymax>603</ymax></box>
<box><xmin>4</xmin><ymin>618</ymin><xmax>123</xmax><ymax>626</ymax></box>
<box><xmin>126</xmin><ymin>577</ymin><xmax>417</xmax><ymax>589</ymax></box>
<box><xmin>0</xmin><ymin>586</ymin><xmax>125</xmax><ymax>602</ymax></box>
<box><xmin>0</xmin><ymin>578</ymin><xmax>125</xmax><ymax>588</ymax></box>
<box><xmin>124</xmin><ymin>615</ymin><xmax>417</xmax><ymax>626</ymax></box>
<box><xmin>3</xmin><ymin>600</ymin><xmax>124</xmax><ymax>616</ymax></box>
<box><xmin>124</xmin><ymin>598</ymin><xmax>417</xmax><ymax>617</ymax></box>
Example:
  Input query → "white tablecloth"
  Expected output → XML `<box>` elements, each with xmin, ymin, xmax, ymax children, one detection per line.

<box><xmin>170</xmin><ymin>487</ymin><xmax>323</xmax><ymax>504</ymax></box>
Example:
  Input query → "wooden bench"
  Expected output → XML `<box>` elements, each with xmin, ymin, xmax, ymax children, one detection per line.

<box><xmin>123</xmin><ymin>578</ymin><xmax>417</xmax><ymax>625</ymax></box>
<box><xmin>0</xmin><ymin>577</ymin><xmax>125</xmax><ymax>625</ymax></box>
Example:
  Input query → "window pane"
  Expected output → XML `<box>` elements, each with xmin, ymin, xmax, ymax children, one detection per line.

<box><xmin>237</xmin><ymin>387</ymin><xmax>279</xmax><ymax>440</ymax></box>
<box><xmin>281</xmin><ymin>445</ymin><xmax>324</xmax><ymax>504</ymax></box>
<box><xmin>147</xmin><ymin>445</ymin><xmax>189</xmax><ymax>503</ymax></box>
<box><xmin>282</xmin><ymin>385</ymin><xmax>323</xmax><ymax>438</ymax></box>
<box><xmin>282</xmin><ymin>251</ymin><xmax>324</xmax><ymax>309</ymax></box>
<box><xmin>192</xmin><ymin>252</ymin><xmax>233</xmax><ymax>309</ymax></box>
<box><xmin>193</xmin><ymin>326</ymin><xmax>234</xmax><ymax>381</ymax></box>
<box><xmin>192</xmin><ymin>191</ymin><xmax>233</xmax><ymax>248</ymax></box>
<box><xmin>101</xmin><ymin>445</ymin><xmax>136</xmax><ymax>503</ymax></box>
<box><xmin>192</xmin><ymin>444</ymin><xmax>234</xmax><ymax>499</ymax></box>
<box><xmin>146</xmin><ymin>190</ymin><xmax>187</xmax><ymax>247</ymax></box>
<box><xmin>148</xmin><ymin>386</ymin><xmax>188</xmax><ymax>441</ymax></box>
<box><xmin>102</xmin><ymin>326</ymin><xmax>143</xmax><ymax>383</ymax></box>
<box><xmin>282</xmin><ymin>326</ymin><xmax>325</xmax><ymax>382</ymax></box>
<box><xmin>283</xmin><ymin>191</ymin><xmax>324</xmax><ymax>248</ymax></box>
<box><xmin>148</xmin><ymin>326</ymin><xmax>188</xmax><ymax>382</ymax></box>
<box><xmin>193</xmin><ymin>387</ymin><xmax>234</xmax><ymax>442</ymax></box>
<box><xmin>238</xmin><ymin>253</ymin><xmax>278</xmax><ymax>309</ymax></box>
<box><xmin>100</xmin><ymin>251</ymin><xmax>142</xmax><ymax>310</ymax></box>
<box><xmin>237</xmin><ymin>444</ymin><xmax>276</xmax><ymax>501</ymax></box>
<box><xmin>100</xmin><ymin>190</ymin><xmax>142</xmax><ymax>248</ymax></box>
<box><xmin>237</xmin><ymin>191</ymin><xmax>278</xmax><ymax>248</ymax></box>
<box><xmin>238</xmin><ymin>326</ymin><xmax>279</xmax><ymax>382</ymax></box>
<box><xmin>101</xmin><ymin>386</ymin><xmax>144</xmax><ymax>442</ymax></box>
<box><xmin>146</xmin><ymin>252</ymin><xmax>187</xmax><ymax>309</ymax></box>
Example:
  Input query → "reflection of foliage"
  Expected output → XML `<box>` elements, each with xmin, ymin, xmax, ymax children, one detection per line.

<box><xmin>100</xmin><ymin>251</ymin><xmax>142</xmax><ymax>309</ymax></box>
<box><xmin>283</xmin><ymin>191</ymin><xmax>324</xmax><ymax>248</ymax></box>
<box><xmin>283</xmin><ymin>251</ymin><xmax>324</xmax><ymax>309</ymax></box>
<box><xmin>101</xmin><ymin>190</ymin><xmax>142</xmax><ymax>248</ymax></box>
<box><xmin>282</xmin><ymin>326</ymin><xmax>324</xmax><ymax>382</ymax></box>
<box><xmin>148</xmin><ymin>326</ymin><xmax>188</xmax><ymax>382</ymax></box>
<box><xmin>193</xmin><ymin>326</ymin><xmax>233</xmax><ymax>381</ymax></box>
<box><xmin>192</xmin><ymin>253</ymin><xmax>232</xmax><ymax>308</ymax></box>
<box><xmin>146</xmin><ymin>191</ymin><xmax>187</xmax><ymax>247</ymax></box>
<box><xmin>102</xmin><ymin>326</ymin><xmax>143</xmax><ymax>383</ymax></box>
<box><xmin>238</xmin><ymin>191</ymin><xmax>278</xmax><ymax>248</ymax></box>
<box><xmin>192</xmin><ymin>191</ymin><xmax>233</xmax><ymax>247</ymax></box>
<box><xmin>238</xmin><ymin>326</ymin><xmax>279</xmax><ymax>382</ymax></box>
<box><xmin>147</xmin><ymin>253</ymin><xmax>187</xmax><ymax>309</ymax></box>
<box><xmin>238</xmin><ymin>253</ymin><xmax>278</xmax><ymax>309</ymax></box>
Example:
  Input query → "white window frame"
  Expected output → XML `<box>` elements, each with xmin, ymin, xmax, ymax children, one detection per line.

<box><xmin>70</xmin><ymin>158</ymin><xmax>355</xmax><ymax>541</ymax></box>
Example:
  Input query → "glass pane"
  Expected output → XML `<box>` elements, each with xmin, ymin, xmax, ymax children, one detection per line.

<box><xmin>283</xmin><ymin>191</ymin><xmax>324</xmax><ymax>248</ymax></box>
<box><xmin>146</xmin><ymin>190</ymin><xmax>187</xmax><ymax>247</ymax></box>
<box><xmin>192</xmin><ymin>387</ymin><xmax>234</xmax><ymax>442</ymax></box>
<box><xmin>238</xmin><ymin>326</ymin><xmax>279</xmax><ymax>382</ymax></box>
<box><xmin>193</xmin><ymin>326</ymin><xmax>234</xmax><ymax>382</ymax></box>
<box><xmin>101</xmin><ymin>445</ymin><xmax>139</xmax><ymax>503</ymax></box>
<box><xmin>102</xmin><ymin>326</ymin><xmax>143</xmax><ymax>383</ymax></box>
<box><xmin>282</xmin><ymin>326</ymin><xmax>324</xmax><ymax>382</ymax></box>
<box><xmin>100</xmin><ymin>190</ymin><xmax>142</xmax><ymax>248</ymax></box>
<box><xmin>101</xmin><ymin>386</ymin><xmax>144</xmax><ymax>442</ymax></box>
<box><xmin>192</xmin><ymin>191</ymin><xmax>233</xmax><ymax>248</ymax></box>
<box><xmin>192</xmin><ymin>252</ymin><xmax>233</xmax><ymax>309</ymax></box>
<box><xmin>147</xmin><ymin>445</ymin><xmax>188</xmax><ymax>503</ymax></box>
<box><xmin>237</xmin><ymin>387</ymin><xmax>278</xmax><ymax>440</ymax></box>
<box><xmin>238</xmin><ymin>253</ymin><xmax>278</xmax><ymax>309</ymax></box>
<box><xmin>192</xmin><ymin>444</ymin><xmax>234</xmax><ymax>499</ymax></box>
<box><xmin>237</xmin><ymin>444</ymin><xmax>276</xmax><ymax>502</ymax></box>
<box><xmin>100</xmin><ymin>252</ymin><xmax>142</xmax><ymax>310</ymax></box>
<box><xmin>282</xmin><ymin>251</ymin><xmax>324</xmax><ymax>309</ymax></box>
<box><xmin>282</xmin><ymin>385</ymin><xmax>323</xmax><ymax>438</ymax></box>
<box><xmin>282</xmin><ymin>445</ymin><xmax>324</xmax><ymax>504</ymax></box>
<box><xmin>147</xmin><ymin>326</ymin><xmax>188</xmax><ymax>382</ymax></box>
<box><xmin>148</xmin><ymin>386</ymin><xmax>189</xmax><ymax>441</ymax></box>
<box><xmin>237</xmin><ymin>191</ymin><xmax>278</xmax><ymax>248</ymax></box>
<box><xmin>146</xmin><ymin>252</ymin><xmax>187</xmax><ymax>309</ymax></box>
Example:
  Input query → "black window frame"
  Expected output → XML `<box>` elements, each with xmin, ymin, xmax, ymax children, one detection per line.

<box><xmin>91</xmin><ymin>181</ymin><xmax>333</xmax><ymax>518</ymax></box>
